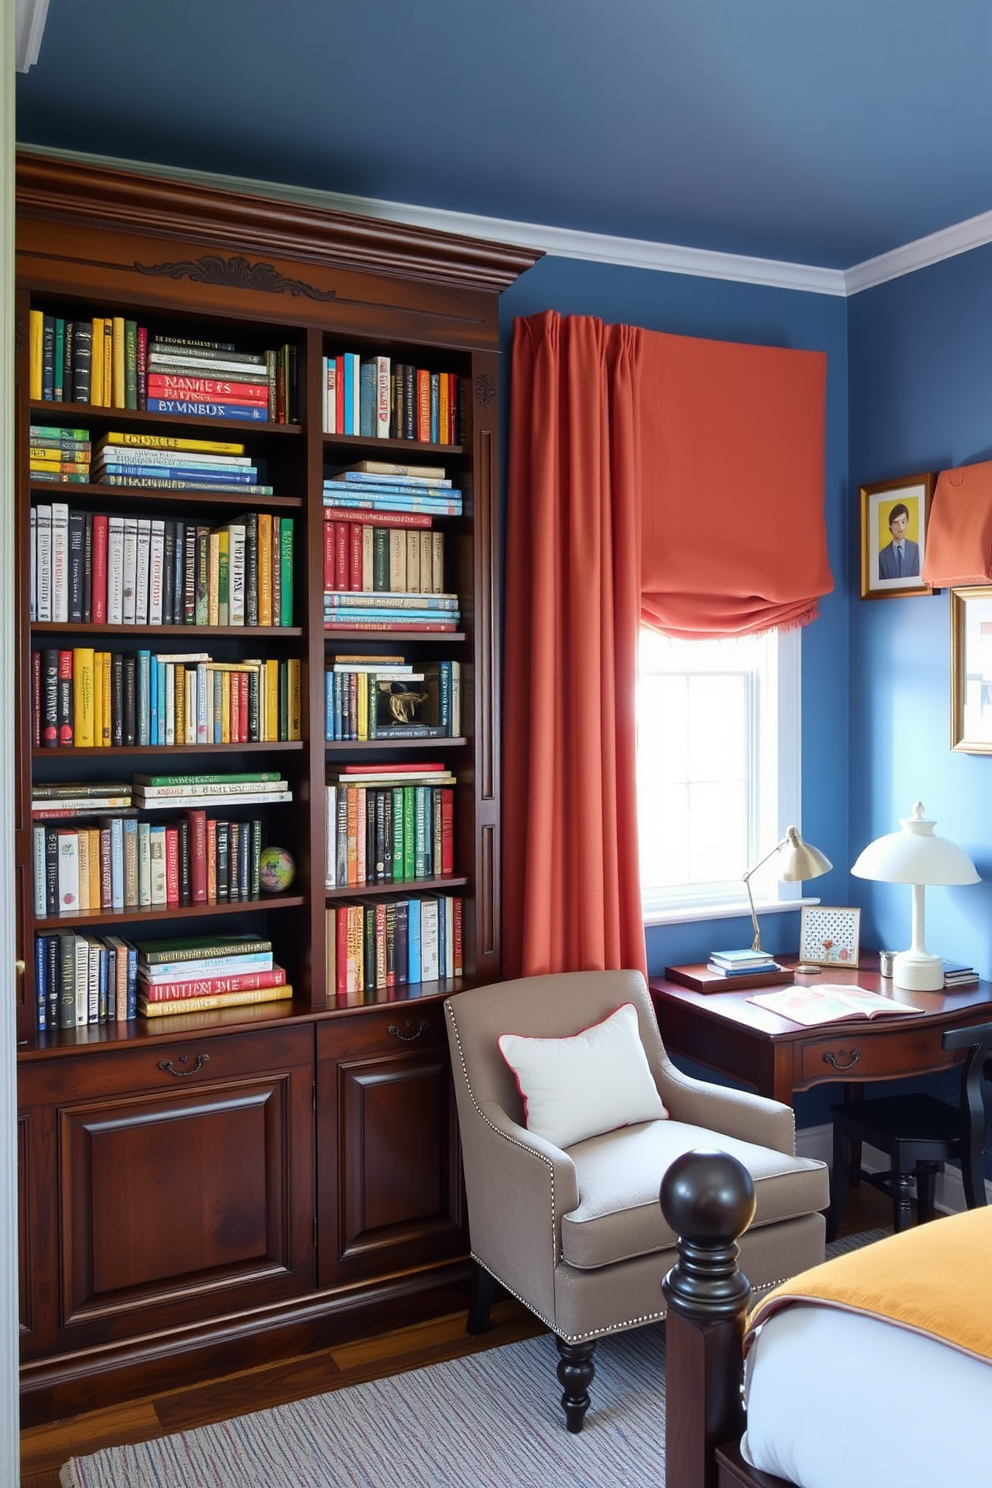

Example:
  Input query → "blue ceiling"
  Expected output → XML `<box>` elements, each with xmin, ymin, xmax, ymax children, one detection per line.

<box><xmin>15</xmin><ymin>0</ymin><xmax>992</xmax><ymax>270</ymax></box>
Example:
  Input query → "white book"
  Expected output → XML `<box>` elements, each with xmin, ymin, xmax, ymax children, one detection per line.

<box><xmin>95</xmin><ymin>446</ymin><xmax>254</xmax><ymax>467</ymax></box>
<box><xmin>134</xmin><ymin>518</ymin><xmax>151</xmax><ymax>624</ymax></box>
<box><xmin>122</xmin><ymin>515</ymin><xmax>139</xmax><ymax>624</ymax></box>
<box><xmin>420</xmin><ymin>898</ymin><xmax>439</xmax><ymax>983</ymax></box>
<box><xmin>325</xmin><ymin>784</ymin><xmax>337</xmax><ymax>888</ymax></box>
<box><xmin>137</xmin><ymin>821</ymin><xmax>152</xmax><ymax>907</ymax></box>
<box><xmin>134</xmin><ymin>779</ymin><xmax>289</xmax><ymax>798</ymax></box>
<box><xmin>186</xmin><ymin>669</ymin><xmax>197</xmax><ymax>744</ymax></box>
<box><xmin>33</xmin><ymin>824</ymin><xmax>47</xmax><ymax>916</ymax></box>
<box><xmin>74</xmin><ymin>934</ymin><xmax>89</xmax><ymax>1026</ymax></box>
<box><xmin>148</xmin><ymin>519</ymin><xmax>166</xmax><ymax>625</ymax></box>
<box><xmin>196</xmin><ymin>663</ymin><xmax>209</xmax><ymax>745</ymax></box>
<box><xmin>29</xmin><ymin>506</ymin><xmax>37</xmax><ymax>622</ymax></box>
<box><xmin>322</xmin><ymin>357</ymin><xmax>332</xmax><ymax>434</ymax></box>
<box><xmin>376</xmin><ymin>355</ymin><xmax>391</xmax><ymax>438</ymax></box>
<box><xmin>50</xmin><ymin>502</ymin><xmax>69</xmax><ymax>623</ymax></box>
<box><xmin>148</xmin><ymin>825</ymin><xmax>167</xmax><ymax>905</ymax></box>
<box><xmin>228</xmin><ymin>524</ymin><xmax>246</xmax><ymax>625</ymax></box>
<box><xmin>432</xmin><ymin>530</ymin><xmax>445</xmax><ymax>594</ymax></box>
<box><xmin>57</xmin><ymin>831</ymin><xmax>80</xmax><ymax>914</ymax></box>
<box><xmin>107</xmin><ymin>515</ymin><xmax>125</xmax><ymax>624</ymax></box>
<box><xmin>141</xmin><ymin>952</ymin><xmax>274</xmax><ymax>983</ymax></box>
<box><xmin>35</xmin><ymin>504</ymin><xmax>52</xmax><ymax>622</ymax></box>
<box><xmin>451</xmin><ymin>659</ymin><xmax>461</xmax><ymax>737</ymax></box>
<box><xmin>444</xmin><ymin>895</ymin><xmax>454</xmax><ymax>980</ymax></box>
<box><xmin>110</xmin><ymin>816</ymin><xmax>125</xmax><ymax>912</ymax></box>
<box><xmin>138</xmin><ymin>790</ymin><xmax>293</xmax><ymax>810</ymax></box>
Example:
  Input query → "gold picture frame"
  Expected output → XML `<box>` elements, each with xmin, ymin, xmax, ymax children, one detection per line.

<box><xmin>860</xmin><ymin>473</ymin><xmax>935</xmax><ymax>600</ymax></box>
<box><xmin>950</xmin><ymin>586</ymin><xmax>992</xmax><ymax>753</ymax></box>
<box><xmin>798</xmin><ymin>906</ymin><xmax>861</xmax><ymax>969</ymax></box>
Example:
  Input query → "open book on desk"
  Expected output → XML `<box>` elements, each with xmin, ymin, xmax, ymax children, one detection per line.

<box><xmin>748</xmin><ymin>984</ymin><xmax>924</xmax><ymax>1028</ymax></box>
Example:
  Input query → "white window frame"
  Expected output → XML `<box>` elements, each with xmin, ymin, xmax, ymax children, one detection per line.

<box><xmin>637</xmin><ymin>625</ymin><xmax>804</xmax><ymax>926</ymax></box>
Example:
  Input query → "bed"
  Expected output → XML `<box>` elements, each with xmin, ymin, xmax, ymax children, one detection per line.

<box><xmin>661</xmin><ymin>1149</ymin><xmax>992</xmax><ymax>1488</ymax></box>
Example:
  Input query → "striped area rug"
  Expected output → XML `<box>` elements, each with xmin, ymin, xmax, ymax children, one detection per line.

<box><xmin>60</xmin><ymin>1230</ymin><xmax>887</xmax><ymax>1488</ymax></box>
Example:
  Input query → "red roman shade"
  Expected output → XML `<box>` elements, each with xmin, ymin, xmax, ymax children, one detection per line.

<box><xmin>922</xmin><ymin>460</ymin><xmax>992</xmax><ymax>587</ymax></box>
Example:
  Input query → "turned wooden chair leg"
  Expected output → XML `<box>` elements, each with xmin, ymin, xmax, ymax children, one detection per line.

<box><xmin>892</xmin><ymin>1169</ymin><xmax>914</xmax><ymax>1232</ymax></box>
<box><xmin>466</xmin><ymin>1261</ymin><xmax>496</xmax><ymax>1335</ymax></box>
<box><xmin>555</xmin><ymin>1336</ymin><xmax>597</xmax><ymax>1433</ymax></box>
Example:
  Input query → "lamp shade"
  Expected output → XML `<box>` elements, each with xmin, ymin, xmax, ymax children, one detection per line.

<box><xmin>779</xmin><ymin>825</ymin><xmax>832</xmax><ymax>883</ymax></box>
<box><xmin>851</xmin><ymin>803</ymin><xmax>979</xmax><ymax>886</ymax></box>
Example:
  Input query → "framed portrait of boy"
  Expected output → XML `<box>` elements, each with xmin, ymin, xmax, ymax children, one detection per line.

<box><xmin>860</xmin><ymin>472</ymin><xmax>935</xmax><ymax>600</ymax></box>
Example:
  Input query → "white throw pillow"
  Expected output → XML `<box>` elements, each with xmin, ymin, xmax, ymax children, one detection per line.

<box><xmin>497</xmin><ymin>1002</ymin><xmax>668</xmax><ymax>1149</ymax></box>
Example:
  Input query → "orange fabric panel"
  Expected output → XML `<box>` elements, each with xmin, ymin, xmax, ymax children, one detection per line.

<box><xmin>922</xmin><ymin>460</ymin><xmax>992</xmax><ymax>586</ymax></box>
<box><xmin>638</xmin><ymin>332</ymin><xmax>831</xmax><ymax>638</ymax></box>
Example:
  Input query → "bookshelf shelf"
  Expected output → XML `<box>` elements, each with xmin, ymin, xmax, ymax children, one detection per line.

<box><xmin>14</xmin><ymin>149</ymin><xmax>540</xmax><ymax>1422</ymax></box>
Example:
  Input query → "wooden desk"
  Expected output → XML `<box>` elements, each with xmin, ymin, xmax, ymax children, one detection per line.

<box><xmin>649</xmin><ymin>963</ymin><xmax>992</xmax><ymax>1106</ymax></box>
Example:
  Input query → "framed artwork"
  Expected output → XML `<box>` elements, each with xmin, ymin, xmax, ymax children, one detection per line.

<box><xmin>798</xmin><ymin>906</ymin><xmax>861</xmax><ymax>968</ymax></box>
<box><xmin>860</xmin><ymin>473</ymin><xmax>935</xmax><ymax>600</ymax></box>
<box><xmin>950</xmin><ymin>586</ymin><xmax>992</xmax><ymax>753</ymax></box>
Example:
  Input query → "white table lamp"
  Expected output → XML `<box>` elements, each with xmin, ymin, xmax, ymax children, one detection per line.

<box><xmin>851</xmin><ymin>802</ymin><xmax>980</xmax><ymax>992</ymax></box>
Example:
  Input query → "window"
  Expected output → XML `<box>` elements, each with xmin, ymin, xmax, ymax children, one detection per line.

<box><xmin>636</xmin><ymin>624</ymin><xmax>801</xmax><ymax>922</ymax></box>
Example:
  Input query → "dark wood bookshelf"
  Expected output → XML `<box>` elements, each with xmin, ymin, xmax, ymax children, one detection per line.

<box><xmin>28</xmin><ymin>483</ymin><xmax>304</xmax><ymax>510</ymax></box>
<box><xmin>324</xmin><ymin>876</ymin><xmax>469</xmax><ymax>902</ymax></box>
<box><xmin>31</xmin><ymin>622</ymin><xmax>304</xmax><ymax>637</ymax></box>
<box><xmin>34</xmin><ymin>895</ymin><xmax>306</xmax><ymax>930</ymax></box>
<box><xmin>34</xmin><ymin>740</ymin><xmax>304</xmax><ymax>758</ymax></box>
<box><xmin>30</xmin><ymin>399</ymin><xmax>303</xmax><ymax>435</ymax></box>
<box><xmin>324</xmin><ymin>737</ymin><xmax>466</xmax><ymax>752</ymax></box>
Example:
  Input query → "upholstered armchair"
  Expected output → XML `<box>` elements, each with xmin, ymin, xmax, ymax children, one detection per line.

<box><xmin>444</xmin><ymin>969</ymin><xmax>829</xmax><ymax>1431</ymax></box>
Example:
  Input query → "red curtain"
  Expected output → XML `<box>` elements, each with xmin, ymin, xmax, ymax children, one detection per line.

<box><xmin>502</xmin><ymin>311</ymin><xmax>830</xmax><ymax>981</ymax></box>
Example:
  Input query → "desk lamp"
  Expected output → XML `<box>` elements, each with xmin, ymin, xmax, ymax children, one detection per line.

<box><xmin>744</xmin><ymin>827</ymin><xmax>832</xmax><ymax>962</ymax></box>
<box><xmin>851</xmin><ymin>803</ymin><xmax>979</xmax><ymax>992</ymax></box>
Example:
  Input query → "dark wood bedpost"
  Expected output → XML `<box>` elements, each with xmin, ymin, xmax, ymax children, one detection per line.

<box><xmin>661</xmin><ymin>1149</ymin><xmax>757</xmax><ymax>1488</ymax></box>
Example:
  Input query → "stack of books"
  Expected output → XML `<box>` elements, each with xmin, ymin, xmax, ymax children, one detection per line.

<box><xmin>34</xmin><ymin>929</ymin><xmax>138</xmax><ymax>1031</ymax></box>
<box><xmin>131</xmin><ymin>773</ymin><xmax>291</xmax><ymax>810</ymax></box>
<box><xmin>327</xmin><ymin>894</ymin><xmax>462</xmax><ymax>1004</ymax></box>
<box><xmin>324</xmin><ymin>590</ymin><xmax>460</xmax><ymax>632</ymax></box>
<box><xmin>706</xmin><ymin>948</ymin><xmax>783</xmax><ymax>978</ymax></box>
<box><xmin>325</xmin><ymin>763</ymin><xmax>457</xmax><ymax>888</ymax></box>
<box><xmin>135</xmin><ymin>934</ymin><xmax>293</xmax><ymax>1018</ymax></box>
<box><xmin>29</xmin><ymin>425</ymin><xmax>91</xmax><ymax>483</ymax></box>
<box><xmin>92</xmin><ymin>432</ymin><xmax>273</xmax><ymax>492</ymax></box>
<box><xmin>322</xmin><ymin>465</ymin><xmax>462</xmax><ymax>519</ymax></box>
<box><xmin>943</xmin><ymin>960</ymin><xmax>980</xmax><ymax>988</ymax></box>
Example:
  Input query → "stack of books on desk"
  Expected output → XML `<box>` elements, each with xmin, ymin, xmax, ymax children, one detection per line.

<box><xmin>943</xmin><ymin>960</ymin><xmax>980</xmax><ymax>988</ymax></box>
<box><xmin>706</xmin><ymin>948</ymin><xmax>783</xmax><ymax>978</ymax></box>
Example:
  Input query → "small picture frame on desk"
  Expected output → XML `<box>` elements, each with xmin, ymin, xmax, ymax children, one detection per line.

<box><xmin>798</xmin><ymin>906</ymin><xmax>861</xmax><ymax>969</ymax></box>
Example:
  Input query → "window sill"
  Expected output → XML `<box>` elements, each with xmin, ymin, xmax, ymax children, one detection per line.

<box><xmin>642</xmin><ymin>895</ymin><xmax>823</xmax><ymax>930</ymax></box>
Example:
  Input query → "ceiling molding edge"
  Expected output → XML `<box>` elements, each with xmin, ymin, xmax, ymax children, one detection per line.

<box><xmin>17</xmin><ymin>142</ymin><xmax>991</xmax><ymax>298</ymax></box>
<box><xmin>14</xmin><ymin>143</ymin><xmax>846</xmax><ymax>297</ymax></box>
<box><xmin>844</xmin><ymin>209</ymin><xmax>992</xmax><ymax>295</ymax></box>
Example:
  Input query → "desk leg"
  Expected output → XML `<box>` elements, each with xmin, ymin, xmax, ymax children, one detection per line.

<box><xmin>843</xmin><ymin>1082</ymin><xmax>864</xmax><ymax>1184</ymax></box>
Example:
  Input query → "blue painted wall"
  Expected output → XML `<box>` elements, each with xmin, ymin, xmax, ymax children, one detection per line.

<box><xmin>848</xmin><ymin>244</ymin><xmax>992</xmax><ymax>978</ymax></box>
<box><xmin>499</xmin><ymin>255</ymin><xmax>852</xmax><ymax>976</ymax></box>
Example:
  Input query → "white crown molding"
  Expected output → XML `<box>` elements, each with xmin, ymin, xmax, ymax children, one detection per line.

<box><xmin>844</xmin><ymin>208</ymin><xmax>992</xmax><ymax>295</ymax></box>
<box><xmin>14</xmin><ymin>143</ymin><xmax>847</xmax><ymax>297</ymax></box>
<box><xmin>15</xmin><ymin>0</ymin><xmax>49</xmax><ymax>71</ymax></box>
<box><xmin>15</xmin><ymin>142</ymin><xmax>990</xmax><ymax>298</ymax></box>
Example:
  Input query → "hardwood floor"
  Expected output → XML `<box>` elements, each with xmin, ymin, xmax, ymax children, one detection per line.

<box><xmin>19</xmin><ymin>1185</ymin><xmax>895</xmax><ymax>1488</ymax></box>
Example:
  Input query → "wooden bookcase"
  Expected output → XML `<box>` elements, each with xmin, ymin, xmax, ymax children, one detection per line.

<box><xmin>13</xmin><ymin>152</ymin><xmax>541</xmax><ymax>1422</ymax></box>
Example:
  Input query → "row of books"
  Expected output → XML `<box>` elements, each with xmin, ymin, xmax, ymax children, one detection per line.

<box><xmin>34</xmin><ymin>930</ymin><xmax>138</xmax><ymax>1030</ymax></box>
<box><xmin>324</xmin><ymin>519</ymin><xmax>446</xmax><ymax>595</ymax></box>
<box><xmin>324</xmin><ymin>591</ymin><xmax>460</xmax><ymax>631</ymax></box>
<box><xmin>34</xmin><ymin>649</ymin><xmax>303</xmax><ymax>748</ymax></box>
<box><xmin>30</xmin><ymin>505</ymin><xmax>294</xmax><ymax>627</ymax></box>
<box><xmin>91</xmin><ymin>434</ymin><xmax>274</xmax><ymax>494</ymax></box>
<box><xmin>325</xmin><ymin>766</ymin><xmax>456</xmax><ymax>887</ymax></box>
<box><xmin>326</xmin><ymin>895</ymin><xmax>462</xmax><ymax>1003</ymax></box>
<box><xmin>29</xmin><ymin>318</ymin><xmax>299</xmax><ymax>422</ymax></box>
<box><xmin>29</xmin><ymin>424</ymin><xmax>93</xmax><ymax>484</ymax></box>
<box><xmin>322</xmin><ymin>358</ymin><xmax>461</xmax><ymax>444</ymax></box>
<box><xmin>325</xmin><ymin>659</ymin><xmax>461</xmax><ymax>740</ymax></box>
<box><xmin>33</xmin><ymin>812</ymin><xmax>268</xmax><ymax>917</ymax></box>
<box><xmin>322</xmin><ymin>472</ymin><xmax>462</xmax><ymax>519</ymax></box>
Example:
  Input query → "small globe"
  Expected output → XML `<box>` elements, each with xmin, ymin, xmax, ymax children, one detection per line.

<box><xmin>259</xmin><ymin>846</ymin><xmax>296</xmax><ymax>894</ymax></box>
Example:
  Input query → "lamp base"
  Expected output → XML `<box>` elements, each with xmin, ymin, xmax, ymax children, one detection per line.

<box><xmin>795</xmin><ymin>963</ymin><xmax>822</xmax><ymax>975</ymax></box>
<box><xmin>892</xmin><ymin>949</ymin><xmax>944</xmax><ymax>993</ymax></box>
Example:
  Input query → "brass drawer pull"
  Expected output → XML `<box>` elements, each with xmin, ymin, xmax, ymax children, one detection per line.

<box><xmin>822</xmin><ymin>1047</ymin><xmax>862</xmax><ymax>1072</ymax></box>
<box><xmin>157</xmin><ymin>1053</ymin><xmax>211</xmax><ymax>1078</ymax></box>
<box><xmin>387</xmin><ymin>1019</ymin><xmax>429</xmax><ymax>1043</ymax></box>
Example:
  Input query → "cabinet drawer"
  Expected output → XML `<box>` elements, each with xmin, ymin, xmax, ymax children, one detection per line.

<box><xmin>19</xmin><ymin>1024</ymin><xmax>313</xmax><ymax>1107</ymax></box>
<box><xmin>799</xmin><ymin>1024</ymin><xmax>950</xmax><ymax>1084</ymax></box>
<box><xmin>319</xmin><ymin>1001</ymin><xmax>448</xmax><ymax>1060</ymax></box>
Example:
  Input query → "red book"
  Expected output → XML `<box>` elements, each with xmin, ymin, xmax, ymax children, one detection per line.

<box><xmin>334</xmin><ymin>522</ymin><xmax>348</xmax><ymax>591</ymax></box>
<box><xmin>58</xmin><ymin>650</ymin><xmax>73</xmax><ymax>746</ymax></box>
<box><xmin>341</xmin><ymin>761</ymin><xmax>448</xmax><ymax>774</ymax></box>
<box><xmin>140</xmin><ymin>965</ymin><xmax>287</xmax><ymax>1002</ymax></box>
<box><xmin>440</xmin><ymin>787</ymin><xmax>454</xmax><ymax>876</ymax></box>
<box><xmin>91</xmin><ymin>513</ymin><xmax>109</xmax><ymax>623</ymax></box>
<box><xmin>322</xmin><ymin>506</ymin><xmax>433</xmax><ymax>531</ymax></box>
<box><xmin>335</xmin><ymin>355</ymin><xmax>345</xmax><ymax>436</ymax></box>
<box><xmin>349</xmin><ymin>523</ymin><xmax>363</xmax><ymax>591</ymax></box>
<box><xmin>417</xmin><ymin>369</ymin><xmax>431</xmax><ymax>442</ymax></box>
<box><xmin>165</xmin><ymin>826</ymin><xmax>180</xmax><ymax>905</ymax></box>
<box><xmin>323</xmin><ymin>519</ymin><xmax>335</xmax><ymax>589</ymax></box>
<box><xmin>188</xmin><ymin>808</ymin><xmax>207</xmax><ymax>903</ymax></box>
<box><xmin>147</xmin><ymin>375</ymin><xmax>268</xmax><ymax>404</ymax></box>
<box><xmin>206</xmin><ymin>817</ymin><xmax>217</xmax><ymax>903</ymax></box>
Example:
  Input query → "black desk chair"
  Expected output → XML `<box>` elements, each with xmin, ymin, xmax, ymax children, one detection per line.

<box><xmin>827</xmin><ymin>1020</ymin><xmax>992</xmax><ymax>1240</ymax></box>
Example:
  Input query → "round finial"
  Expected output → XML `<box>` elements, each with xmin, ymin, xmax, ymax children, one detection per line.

<box><xmin>660</xmin><ymin>1148</ymin><xmax>756</xmax><ymax>1244</ymax></box>
<box><xmin>912</xmin><ymin>801</ymin><xmax>925</xmax><ymax>820</ymax></box>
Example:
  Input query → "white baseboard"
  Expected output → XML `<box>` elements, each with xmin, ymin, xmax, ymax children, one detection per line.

<box><xmin>796</xmin><ymin>1122</ymin><xmax>992</xmax><ymax>1215</ymax></box>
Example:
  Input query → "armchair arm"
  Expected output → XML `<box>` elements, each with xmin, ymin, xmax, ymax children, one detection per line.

<box><xmin>657</xmin><ymin>1059</ymin><xmax>796</xmax><ymax>1154</ymax></box>
<box><xmin>456</xmin><ymin>1098</ymin><xmax>580</xmax><ymax>1328</ymax></box>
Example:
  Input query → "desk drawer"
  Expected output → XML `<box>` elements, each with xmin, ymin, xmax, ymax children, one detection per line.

<box><xmin>799</xmin><ymin>1025</ymin><xmax>949</xmax><ymax>1084</ymax></box>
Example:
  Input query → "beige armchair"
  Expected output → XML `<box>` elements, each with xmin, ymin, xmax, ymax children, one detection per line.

<box><xmin>444</xmin><ymin>969</ymin><xmax>828</xmax><ymax>1431</ymax></box>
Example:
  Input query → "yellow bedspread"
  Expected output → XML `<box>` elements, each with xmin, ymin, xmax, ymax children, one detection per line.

<box><xmin>745</xmin><ymin>1206</ymin><xmax>992</xmax><ymax>1364</ymax></box>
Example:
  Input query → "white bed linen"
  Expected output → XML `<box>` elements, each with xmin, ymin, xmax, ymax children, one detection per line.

<box><xmin>741</xmin><ymin>1302</ymin><xmax>992</xmax><ymax>1488</ymax></box>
